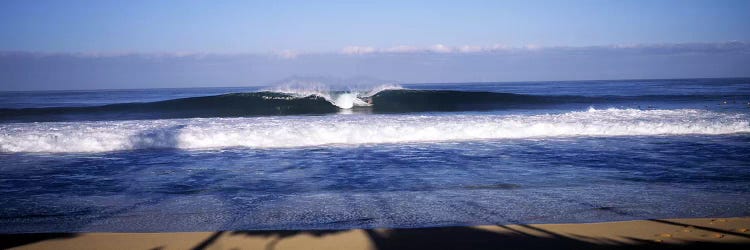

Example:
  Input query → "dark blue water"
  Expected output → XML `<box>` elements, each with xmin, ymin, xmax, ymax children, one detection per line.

<box><xmin>1</xmin><ymin>78</ymin><xmax>749</xmax><ymax>233</ymax></box>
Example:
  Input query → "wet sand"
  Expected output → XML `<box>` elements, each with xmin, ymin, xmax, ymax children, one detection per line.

<box><xmin>3</xmin><ymin>217</ymin><xmax>750</xmax><ymax>249</ymax></box>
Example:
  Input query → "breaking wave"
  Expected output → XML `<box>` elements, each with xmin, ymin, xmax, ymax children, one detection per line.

<box><xmin>1</xmin><ymin>108</ymin><xmax>747</xmax><ymax>153</ymax></box>
<box><xmin>1</xmin><ymin>86</ymin><xmax>742</xmax><ymax>122</ymax></box>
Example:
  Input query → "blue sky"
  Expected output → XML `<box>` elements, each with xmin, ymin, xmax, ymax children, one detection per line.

<box><xmin>0</xmin><ymin>0</ymin><xmax>749</xmax><ymax>90</ymax></box>
<box><xmin>1</xmin><ymin>0</ymin><xmax>749</xmax><ymax>53</ymax></box>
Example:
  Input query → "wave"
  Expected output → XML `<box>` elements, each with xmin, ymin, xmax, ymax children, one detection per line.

<box><xmin>0</xmin><ymin>87</ymin><xmax>745</xmax><ymax>122</ymax></box>
<box><xmin>265</xmin><ymin>83</ymin><xmax>402</xmax><ymax>109</ymax></box>
<box><xmin>0</xmin><ymin>91</ymin><xmax>339</xmax><ymax>122</ymax></box>
<box><xmin>369</xmin><ymin>90</ymin><xmax>748</xmax><ymax>112</ymax></box>
<box><xmin>1</xmin><ymin>108</ymin><xmax>747</xmax><ymax>153</ymax></box>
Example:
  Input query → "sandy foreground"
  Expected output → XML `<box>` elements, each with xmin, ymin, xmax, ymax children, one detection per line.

<box><xmin>2</xmin><ymin>217</ymin><xmax>750</xmax><ymax>250</ymax></box>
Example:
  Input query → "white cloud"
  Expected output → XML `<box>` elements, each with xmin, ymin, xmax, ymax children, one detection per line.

<box><xmin>341</xmin><ymin>46</ymin><xmax>376</xmax><ymax>55</ymax></box>
<box><xmin>382</xmin><ymin>45</ymin><xmax>422</xmax><ymax>53</ymax></box>
<box><xmin>428</xmin><ymin>44</ymin><xmax>453</xmax><ymax>53</ymax></box>
<box><xmin>276</xmin><ymin>50</ymin><xmax>299</xmax><ymax>59</ymax></box>
<box><xmin>523</xmin><ymin>44</ymin><xmax>542</xmax><ymax>50</ymax></box>
<box><xmin>340</xmin><ymin>43</ymin><xmax>521</xmax><ymax>55</ymax></box>
<box><xmin>457</xmin><ymin>45</ymin><xmax>484</xmax><ymax>53</ymax></box>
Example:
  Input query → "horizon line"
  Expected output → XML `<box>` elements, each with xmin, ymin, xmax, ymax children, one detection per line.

<box><xmin>2</xmin><ymin>76</ymin><xmax>748</xmax><ymax>93</ymax></box>
<box><xmin>1</xmin><ymin>40</ymin><xmax>747</xmax><ymax>59</ymax></box>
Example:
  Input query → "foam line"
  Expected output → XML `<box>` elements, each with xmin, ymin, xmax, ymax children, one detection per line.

<box><xmin>1</xmin><ymin>108</ymin><xmax>747</xmax><ymax>153</ymax></box>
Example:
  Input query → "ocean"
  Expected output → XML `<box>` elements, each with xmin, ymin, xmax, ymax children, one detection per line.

<box><xmin>0</xmin><ymin>78</ymin><xmax>749</xmax><ymax>233</ymax></box>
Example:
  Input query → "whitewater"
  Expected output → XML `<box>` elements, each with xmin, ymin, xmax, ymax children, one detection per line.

<box><xmin>267</xmin><ymin>83</ymin><xmax>403</xmax><ymax>109</ymax></box>
<box><xmin>1</xmin><ymin>108</ymin><xmax>747</xmax><ymax>153</ymax></box>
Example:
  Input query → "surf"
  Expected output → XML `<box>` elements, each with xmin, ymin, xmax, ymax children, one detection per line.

<box><xmin>1</xmin><ymin>108</ymin><xmax>747</xmax><ymax>153</ymax></box>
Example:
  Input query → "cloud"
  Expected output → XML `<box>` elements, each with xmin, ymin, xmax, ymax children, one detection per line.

<box><xmin>382</xmin><ymin>45</ymin><xmax>421</xmax><ymax>53</ymax></box>
<box><xmin>337</xmin><ymin>41</ymin><xmax>750</xmax><ymax>56</ymax></box>
<box><xmin>276</xmin><ymin>50</ymin><xmax>299</xmax><ymax>59</ymax></box>
<box><xmin>457</xmin><ymin>45</ymin><xmax>484</xmax><ymax>53</ymax></box>
<box><xmin>606</xmin><ymin>41</ymin><xmax>750</xmax><ymax>54</ymax></box>
<box><xmin>338</xmin><ymin>43</ymin><xmax>528</xmax><ymax>55</ymax></box>
<box><xmin>428</xmin><ymin>44</ymin><xmax>453</xmax><ymax>53</ymax></box>
<box><xmin>2</xmin><ymin>41</ymin><xmax>748</xmax><ymax>90</ymax></box>
<box><xmin>341</xmin><ymin>46</ymin><xmax>376</xmax><ymax>55</ymax></box>
<box><xmin>341</xmin><ymin>44</ymin><xmax>493</xmax><ymax>55</ymax></box>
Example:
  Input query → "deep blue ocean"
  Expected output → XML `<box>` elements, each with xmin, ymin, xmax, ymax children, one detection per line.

<box><xmin>1</xmin><ymin>78</ymin><xmax>749</xmax><ymax>233</ymax></box>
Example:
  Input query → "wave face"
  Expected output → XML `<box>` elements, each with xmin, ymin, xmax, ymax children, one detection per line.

<box><xmin>0</xmin><ymin>92</ymin><xmax>339</xmax><ymax>122</ymax></box>
<box><xmin>369</xmin><ymin>90</ymin><xmax>567</xmax><ymax>112</ymax></box>
<box><xmin>369</xmin><ymin>90</ymin><xmax>750</xmax><ymax>112</ymax></box>
<box><xmin>1</xmin><ymin>108</ymin><xmax>747</xmax><ymax>153</ymax></box>
<box><xmin>3</xmin><ymin>87</ymin><xmax>743</xmax><ymax>122</ymax></box>
<box><xmin>0</xmin><ymin>85</ymin><xmax>405</xmax><ymax>122</ymax></box>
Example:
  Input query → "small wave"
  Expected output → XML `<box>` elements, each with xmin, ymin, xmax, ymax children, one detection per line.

<box><xmin>1</xmin><ymin>108</ymin><xmax>747</xmax><ymax>153</ymax></box>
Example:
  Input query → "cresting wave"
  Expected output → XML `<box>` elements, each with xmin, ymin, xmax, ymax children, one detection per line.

<box><xmin>267</xmin><ymin>83</ymin><xmax>403</xmax><ymax>109</ymax></box>
<box><xmin>1</xmin><ymin>87</ymin><xmax>744</xmax><ymax>122</ymax></box>
<box><xmin>1</xmin><ymin>108</ymin><xmax>747</xmax><ymax>153</ymax></box>
<box><xmin>0</xmin><ymin>86</ymin><xmax>402</xmax><ymax>122</ymax></box>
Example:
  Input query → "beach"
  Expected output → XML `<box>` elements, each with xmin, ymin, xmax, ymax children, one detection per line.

<box><xmin>4</xmin><ymin>217</ymin><xmax>750</xmax><ymax>249</ymax></box>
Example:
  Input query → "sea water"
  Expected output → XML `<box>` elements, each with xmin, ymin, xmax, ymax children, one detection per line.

<box><xmin>0</xmin><ymin>78</ymin><xmax>749</xmax><ymax>232</ymax></box>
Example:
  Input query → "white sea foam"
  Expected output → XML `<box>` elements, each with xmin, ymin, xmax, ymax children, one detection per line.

<box><xmin>1</xmin><ymin>108</ymin><xmax>748</xmax><ymax>153</ymax></box>
<box><xmin>265</xmin><ymin>81</ymin><xmax>401</xmax><ymax>109</ymax></box>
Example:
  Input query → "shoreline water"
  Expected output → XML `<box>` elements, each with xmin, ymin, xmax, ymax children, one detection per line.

<box><xmin>3</xmin><ymin>217</ymin><xmax>750</xmax><ymax>249</ymax></box>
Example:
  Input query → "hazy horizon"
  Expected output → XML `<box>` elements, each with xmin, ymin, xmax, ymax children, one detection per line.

<box><xmin>1</xmin><ymin>74</ymin><xmax>749</xmax><ymax>92</ymax></box>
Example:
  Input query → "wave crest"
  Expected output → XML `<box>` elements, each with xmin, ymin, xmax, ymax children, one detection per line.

<box><xmin>265</xmin><ymin>81</ymin><xmax>402</xmax><ymax>109</ymax></box>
